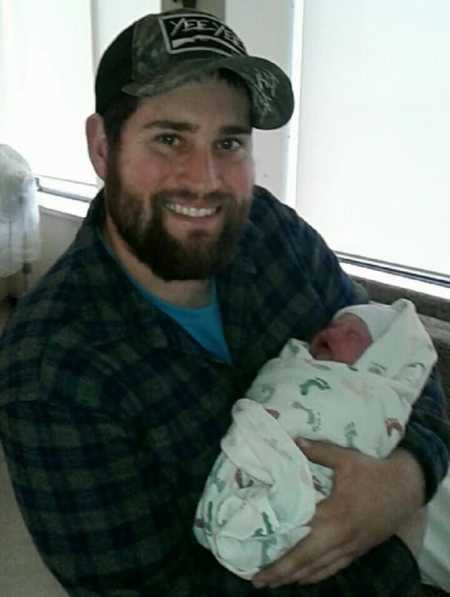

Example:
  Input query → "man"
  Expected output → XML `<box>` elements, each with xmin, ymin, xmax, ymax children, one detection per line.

<box><xmin>0</xmin><ymin>8</ymin><xmax>448</xmax><ymax>596</ymax></box>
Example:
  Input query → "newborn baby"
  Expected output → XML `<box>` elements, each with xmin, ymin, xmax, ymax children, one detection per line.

<box><xmin>310</xmin><ymin>311</ymin><xmax>377</xmax><ymax>363</ymax></box>
<box><xmin>194</xmin><ymin>299</ymin><xmax>437</xmax><ymax>579</ymax></box>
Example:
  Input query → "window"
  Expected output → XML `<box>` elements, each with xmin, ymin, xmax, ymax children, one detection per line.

<box><xmin>0</xmin><ymin>0</ymin><xmax>162</xmax><ymax>200</ymax></box>
<box><xmin>0</xmin><ymin>0</ymin><xmax>95</xmax><ymax>186</ymax></box>
<box><xmin>294</xmin><ymin>0</ymin><xmax>450</xmax><ymax>278</ymax></box>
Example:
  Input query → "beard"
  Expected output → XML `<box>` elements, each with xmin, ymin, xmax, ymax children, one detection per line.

<box><xmin>103</xmin><ymin>150</ymin><xmax>251</xmax><ymax>281</ymax></box>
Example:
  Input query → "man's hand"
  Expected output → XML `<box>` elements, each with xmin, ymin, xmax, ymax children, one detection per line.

<box><xmin>252</xmin><ymin>440</ymin><xmax>425</xmax><ymax>589</ymax></box>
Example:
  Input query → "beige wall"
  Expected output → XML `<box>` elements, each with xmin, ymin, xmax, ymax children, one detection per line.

<box><xmin>31</xmin><ymin>208</ymin><xmax>82</xmax><ymax>284</ymax></box>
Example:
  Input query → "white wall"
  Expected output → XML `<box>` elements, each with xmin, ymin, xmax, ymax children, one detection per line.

<box><xmin>32</xmin><ymin>210</ymin><xmax>81</xmax><ymax>282</ymax></box>
<box><xmin>1</xmin><ymin>208</ymin><xmax>81</xmax><ymax>299</ymax></box>
<box><xmin>91</xmin><ymin>0</ymin><xmax>162</xmax><ymax>65</ymax></box>
<box><xmin>162</xmin><ymin>0</ymin><xmax>224</xmax><ymax>19</ymax></box>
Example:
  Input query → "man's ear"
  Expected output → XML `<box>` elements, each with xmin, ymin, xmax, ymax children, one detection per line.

<box><xmin>86</xmin><ymin>114</ymin><xmax>109</xmax><ymax>180</ymax></box>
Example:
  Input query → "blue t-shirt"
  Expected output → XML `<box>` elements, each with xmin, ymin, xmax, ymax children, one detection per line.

<box><xmin>98</xmin><ymin>230</ymin><xmax>231</xmax><ymax>363</ymax></box>
<box><xmin>134</xmin><ymin>279</ymin><xmax>232</xmax><ymax>365</ymax></box>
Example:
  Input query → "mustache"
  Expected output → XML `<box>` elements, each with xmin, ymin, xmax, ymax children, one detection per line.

<box><xmin>152</xmin><ymin>189</ymin><xmax>235</xmax><ymax>205</ymax></box>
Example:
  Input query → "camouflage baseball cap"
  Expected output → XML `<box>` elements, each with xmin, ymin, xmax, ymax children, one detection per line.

<box><xmin>95</xmin><ymin>9</ymin><xmax>294</xmax><ymax>130</ymax></box>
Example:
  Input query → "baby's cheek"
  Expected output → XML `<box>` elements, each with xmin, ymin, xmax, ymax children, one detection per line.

<box><xmin>344</xmin><ymin>336</ymin><xmax>369</xmax><ymax>364</ymax></box>
<box><xmin>330</xmin><ymin>334</ymin><xmax>361</xmax><ymax>364</ymax></box>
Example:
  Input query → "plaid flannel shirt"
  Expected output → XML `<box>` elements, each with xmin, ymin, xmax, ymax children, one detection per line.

<box><xmin>0</xmin><ymin>186</ymin><xmax>448</xmax><ymax>596</ymax></box>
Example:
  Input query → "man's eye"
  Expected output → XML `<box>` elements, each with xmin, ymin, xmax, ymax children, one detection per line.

<box><xmin>216</xmin><ymin>138</ymin><xmax>242</xmax><ymax>152</ymax></box>
<box><xmin>155</xmin><ymin>134</ymin><xmax>180</xmax><ymax>147</ymax></box>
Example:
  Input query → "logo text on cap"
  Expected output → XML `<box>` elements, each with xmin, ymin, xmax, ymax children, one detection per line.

<box><xmin>159</xmin><ymin>13</ymin><xmax>246</xmax><ymax>57</ymax></box>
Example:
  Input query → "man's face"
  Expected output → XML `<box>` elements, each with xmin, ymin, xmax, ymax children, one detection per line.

<box><xmin>103</xmin><ymin>78</ymin><xmax>254</xmax><ymax>281</ymax></box>
<box><xmin>309</xmin><ymin>314</ymin><xmax>373</xmax><ymax>365</ymax></box>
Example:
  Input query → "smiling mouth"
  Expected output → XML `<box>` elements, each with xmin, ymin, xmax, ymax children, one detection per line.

<box><xmin>164</xmin><ymin>202</ymin><xmax>220</xmax><ymax>218</ymax></box>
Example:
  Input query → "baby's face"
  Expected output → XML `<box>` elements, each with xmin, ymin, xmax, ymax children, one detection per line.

<box><xmin>309</xmin><ymin>314</ymin><xmax>372</xmax><ymax>364</ymax></box>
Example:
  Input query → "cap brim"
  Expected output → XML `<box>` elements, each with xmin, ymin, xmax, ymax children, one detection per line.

<box><xmin>122</xmin><ymin>55</ymin><xmax>294</xmax><ymax>130</ymax></box>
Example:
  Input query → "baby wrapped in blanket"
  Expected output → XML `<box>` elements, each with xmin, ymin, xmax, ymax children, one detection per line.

<box><xmin>194</xmin><ymin>299</ymin><xmax>438</xmax><ymax>579</ymax></box>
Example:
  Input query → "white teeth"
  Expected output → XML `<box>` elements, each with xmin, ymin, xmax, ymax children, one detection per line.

<box><xmin>165</xmin><ymin>203</ymin><xmax>217</xmax><ymax>218</ymax></box>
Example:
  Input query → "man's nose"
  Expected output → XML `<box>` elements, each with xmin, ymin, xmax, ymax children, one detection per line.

<box><xmin>179</xmin><ymin>148</ymin><xmax>220</xmax><ymax>195</ymax></box>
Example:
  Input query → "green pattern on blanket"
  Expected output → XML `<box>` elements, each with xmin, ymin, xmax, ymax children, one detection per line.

<box><xmin>252</xmin><ymin>512</ymin><xmax>278</xmax><ymax>568</ymax></box>
<box><xmin>299</xmin><ymin>377</ymin><xmax>331</xmax><ymax>395</ymax></box>
<box><xmin>344</xmin><ymin>421</ymin><xmax>358</xmax><ymax>448</ymax></box>
<box><xmin>255</xmin><ymin>383</ymin><xmax>275</xmax><ymax>404</ymax></box>
<box><xmin>291</xmin><ymin>400</ymin><xmax>322</xmax><ymax>432</ymax></box>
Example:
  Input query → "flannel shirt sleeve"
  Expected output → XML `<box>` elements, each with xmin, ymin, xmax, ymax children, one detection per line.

<box><xmin>289</xmin><ymin>211</ymin><xmax>450</xmax><ymax>501</ymax></box>
<box><xmin>1</xmin><ymin>356</ymin><xmax>199</xmax><ymax>596</ymax></box>
<box><xmin>399</xmin><ymin>367</ymin><xmax>450</xmax><ymax>501</ymax></box>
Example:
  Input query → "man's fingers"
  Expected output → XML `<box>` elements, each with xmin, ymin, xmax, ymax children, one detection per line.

<box><xmin>252</xmin><ymin>543</ymin><xmax>356</xmax><ymax>589</ymax></box>
<box><xmin>252</xmin><ymin>545</ymin><xmax>304</xmax><ymax>588</ymax></box>
<box><xmin>291</xmin><ymin>542</ymin><xmax>360</xmax><ymax>585</ymax></box>
<box><xmin>252</xmin><ymin>538</ymin><xmax>316</xmax><ymax>589</ymax></box>
<box><xmin>295</xmin><ymin>438</ymin><xmax>352</xmax><ymax>469</ymax></box>
<box><xmin>251</xmin><ymin>518</ymin><xmax>355</xmax><ymax>589</ymax></box>
<box><xmin>252</xmin><ymin>446</ymin><xmax>425</xmax><ymax>590</ymax></box>
<box><xmin>296</xmin><ymin>554</ymin><xmax>355</xmax><ymax>585</ymax></box>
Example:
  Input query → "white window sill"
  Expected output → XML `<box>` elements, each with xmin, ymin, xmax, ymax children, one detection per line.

<box><xmin>342</xmin><ymin>263</ymin><xmax>450</xmax><ymax>301</ymax></box>
<box><xmin>38</xmin><ymin>192</ymin><xmax>88</xmax><ymax>220</ymax></box>
<box><xmin>37</xmin><ymin>193</ymin><xmax>450</xmax><ymax>301</ymax></box>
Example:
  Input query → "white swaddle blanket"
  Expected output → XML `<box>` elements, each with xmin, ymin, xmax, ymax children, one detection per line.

<box><xmin>194</xmin><ymin>299</ymin><xmax>438</xmax><ymax>579</ymax></box>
